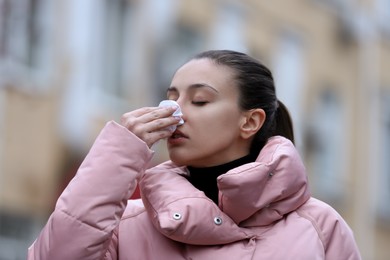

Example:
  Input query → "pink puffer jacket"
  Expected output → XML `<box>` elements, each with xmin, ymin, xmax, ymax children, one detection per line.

<box><xmin>28</xmin><ymin>121</ymin><xmax>361</xmax><ymax>259</ymax></box>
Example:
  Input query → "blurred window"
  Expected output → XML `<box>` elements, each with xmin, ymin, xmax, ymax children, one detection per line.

<box><xmin>0</xmin><ymin>0</ymin><xmax>48</xmax><ymax>69</ymax></box>
<box><xmin>305</xmin><ymin>88</ymin><xmax>346</xmax><ymax>205</ymax></box>
<box><xmin>377</xmin><ymin>91</ymin><xmax>390</xmax><ymax>220</ymax></box>
<box><xmin>0</xmin><ymin>211</ymin><xmax>40</xmax><ymax>259</ymax></box>
<box><xmin>0</xmin><ymin>0</ymin><xmax>51</xmax><ymax>94</ymax></box>
<box><xmin>272</xmin><ymin>31</ymin><xmax>305</xmax><ymax>146</ymax></box>
<box><xmin>311</xmin><ymin>0</ymin><xmax>351</xmax><ymax>10</ymax></box>
<box><xmin>210</xmin><ymin>2</ymin><xmax>247</xmax><ymax>52</ymax></box>
<box><xmin>155</xmin><ymin>24</ymin><xmax>204</xmax><ymax>100</ymax></box>
<box><xmin>376</xmin><ymin>0</ymin><xmax>390</xmax><ymax>32</ymax></box>
<box><xmin>92</xmin><ymin>0</ymin><xmax>133</xmax><ymax>98</ymax></box>
<box><xmin>60</xmin><ymin>0</ymin><xmax>135</xmax><ymax>147</ymax></box>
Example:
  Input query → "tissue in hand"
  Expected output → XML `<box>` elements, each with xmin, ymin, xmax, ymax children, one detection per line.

<box><xmin>158</xmin><ymin>100</ymin><xmax>184</xmax><ymax>131</ymax></box>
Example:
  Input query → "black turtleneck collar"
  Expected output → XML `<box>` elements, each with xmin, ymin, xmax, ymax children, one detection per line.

<box><xmin>187</xmin><ymin>153</ymin><xmax>258</xmax><ymax>204</ymax></box>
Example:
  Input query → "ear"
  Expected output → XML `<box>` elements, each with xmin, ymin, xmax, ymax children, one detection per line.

<box><xmin>239</xmin><ymin>109</ymin><xmax>266</xmax><ymax>140</ymax></box>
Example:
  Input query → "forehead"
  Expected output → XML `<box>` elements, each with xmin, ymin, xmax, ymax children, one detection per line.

<box><xmin>170</xmin><ymin>59</ymin><xmax>237</xmax><ymax>91</ymax></box>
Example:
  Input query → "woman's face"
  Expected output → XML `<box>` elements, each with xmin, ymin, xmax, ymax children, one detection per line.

<box><xmin>166</xmin><ymin>58</ymin><xmax>251</xmax><ymax>167</ymax></box>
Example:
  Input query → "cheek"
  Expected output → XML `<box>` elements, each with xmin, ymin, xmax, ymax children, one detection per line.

<box><xmin>192</xmin><ymin>107</ymin><xmax>241</xmax><ymax>137</ymax></box>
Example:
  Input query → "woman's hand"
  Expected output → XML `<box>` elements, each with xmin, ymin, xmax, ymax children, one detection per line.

<box><xmin>120</xmin><ymin>106</ymin><xmax>181</xmax><ymax>148</ymax></box>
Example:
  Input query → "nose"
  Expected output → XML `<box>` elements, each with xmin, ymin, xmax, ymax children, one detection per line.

<box><xmin>176</xmin><ymin>99</ymin><xmax>186</xmax><ymax>124</ymax></box>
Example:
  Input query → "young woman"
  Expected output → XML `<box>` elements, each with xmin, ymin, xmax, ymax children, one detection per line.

<box><xmin>28</xmin><ymin>50</ymin><xmax>361</xmax><ymax>259</ymax></box>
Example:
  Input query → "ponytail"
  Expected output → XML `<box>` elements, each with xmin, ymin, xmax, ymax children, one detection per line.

<box><xmin>273</xmin><ymin>100</ymin><xmax>295</xmax><ymax>144</ymax></box>
<box><xmin>250</xmin><ymin>99</ymin><xmax>295</xmax><ymax>155</ymax></box>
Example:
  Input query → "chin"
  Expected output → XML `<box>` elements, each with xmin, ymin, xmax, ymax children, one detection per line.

<box><xmin>168</xmin><ymin>150</ymin><xmax>192</xmax><ymax>166</ymax></box>
<box><xmin>169</xmin><ymin>155</ymin><xmax>187</xmax><ymax>166</ymax></box>
<box><xmin>168</xmin><ymin>148</ymin><xmax>212</xmax><ymax>167</ymax></box>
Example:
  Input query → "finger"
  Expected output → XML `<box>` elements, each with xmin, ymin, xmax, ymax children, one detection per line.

<box><xmin>137</xmin><ymin>106</ymin><xmax>178</xmax><ymax>124</ymax></box>
<box><xmin>138</xmin><ymin>116</ymin><xmax>181</xmax><ymax>134</ymax></box>
<box><xmin>121</xmin><ymin>107</ymin><xmax>152</xmax><ymax>126</ymax></box>
<box><xmin>121</xmin><ymin>108</ymin><xmax>180</xmax><ymax>130</ymax></box>
<box><xmin>121</xmin><ymin>107</ymin><xmax>168</xmax><ymax>127</ymax></box>
<box><xmin>143</xmin><ymin>129</ymin><xmax>174</xmax><ymax>147</ymax></box>
<box><xmin>122</xmin><ymin>106</ymin><xmax>177</xmax><ymax>127</ymax></box>
<box><xmin>127</xmin><ymin>107</ymin><xmax>160</xmax><ymax>117</ymax></box>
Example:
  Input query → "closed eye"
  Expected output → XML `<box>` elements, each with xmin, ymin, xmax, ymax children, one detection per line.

<box><xmin>192</xmin><ymin>101</ymin><xmax>209</xmax><ymax>106</ymax></box>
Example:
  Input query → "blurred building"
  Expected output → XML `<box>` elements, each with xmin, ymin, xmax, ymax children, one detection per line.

<box><xmin>0</xmin><ymin>0</ymin><xmax>389</xmax><ymax>259</ymax></box>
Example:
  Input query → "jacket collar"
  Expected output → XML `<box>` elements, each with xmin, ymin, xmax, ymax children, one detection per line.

<box><xmin>139</xmin><ymin>136</ymin><xmax>310</xmax><ymax>245</ymax></box>
<box><xmin>218</xmin><ymin>136</ymin><xmax>311</xmax><ymax>226</ymax></box>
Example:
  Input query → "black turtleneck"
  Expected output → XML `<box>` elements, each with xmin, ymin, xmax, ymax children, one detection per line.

<box><xmin>187</xmin><ymin>153</ymin><xmax>257</xmax><ymax>204</ymax></box>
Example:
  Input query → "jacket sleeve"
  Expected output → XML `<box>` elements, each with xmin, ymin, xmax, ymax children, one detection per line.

<box><xmin>27</xmin><ymin>121</ymin><xmax>154</xmax><ymax>260</ymax></box>
<box><xmin>299</xmin><ymin>198</ymin><xmax>362</xmax><ymax>260</ymax></box>
<box><xmin>323</xmin><ymin>215</ymin><xmax>362</xmax><ymax>260</ymax></box>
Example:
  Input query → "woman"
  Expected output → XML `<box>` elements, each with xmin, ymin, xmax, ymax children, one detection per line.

<box><xmin>28</xmin><ymin>50</ymin><xmax>361</xmax><ymax>259</ymax></box>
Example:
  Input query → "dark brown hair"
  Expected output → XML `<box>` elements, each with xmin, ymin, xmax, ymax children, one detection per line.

<box><xmin>192</xmin><ymin>50</ymin><xmax>294</xmax><ymax>153</ymax></box>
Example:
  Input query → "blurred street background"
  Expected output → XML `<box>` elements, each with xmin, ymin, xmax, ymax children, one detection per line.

<box><xmin>0</xmin><ymin>0</ymin><xmax>390</xmax><ymax>259</ymax></box>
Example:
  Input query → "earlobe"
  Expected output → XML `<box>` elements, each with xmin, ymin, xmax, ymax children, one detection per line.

<box><xmin>240</xmin><ymin>109</ymin><xmax>266</xmax><ymax>139</ymax></box>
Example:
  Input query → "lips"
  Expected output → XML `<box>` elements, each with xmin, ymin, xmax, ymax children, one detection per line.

<box><xmin>170</xmin><ymin>129</ymin><xmax>188</xmax><ymax>139</ymax></box>
<box><xmin>168</xmin><ymin>129</ymin><xmax>188</xmax><ymax>145</ymax></box>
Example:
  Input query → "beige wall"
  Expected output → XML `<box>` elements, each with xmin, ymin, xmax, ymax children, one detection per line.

<box><xmin>0</xmin><ymin>87</ymin><xmax>63</xmax><ymax>216</ymax></box>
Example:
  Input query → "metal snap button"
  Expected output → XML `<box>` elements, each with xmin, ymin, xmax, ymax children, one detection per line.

<box><xmin>268</xmin><ymin>172</ymin><xmax>274</xmax><ymax>177</ymax></box>
<box><xmin>173</xmin><ymin>213</ymin><xmax>182</xmax><ymax>220</ymax></box>
<box><xmin>214</xmin><ymin>217</ymin><xmax>222</xmax><ymax>225</ymax></box>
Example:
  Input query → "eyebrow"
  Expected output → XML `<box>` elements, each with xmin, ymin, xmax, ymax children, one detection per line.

<box><xmin>167</xmin><ymin>83</ymin><xmax>219</xmax><ymax>94</ymax></box>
